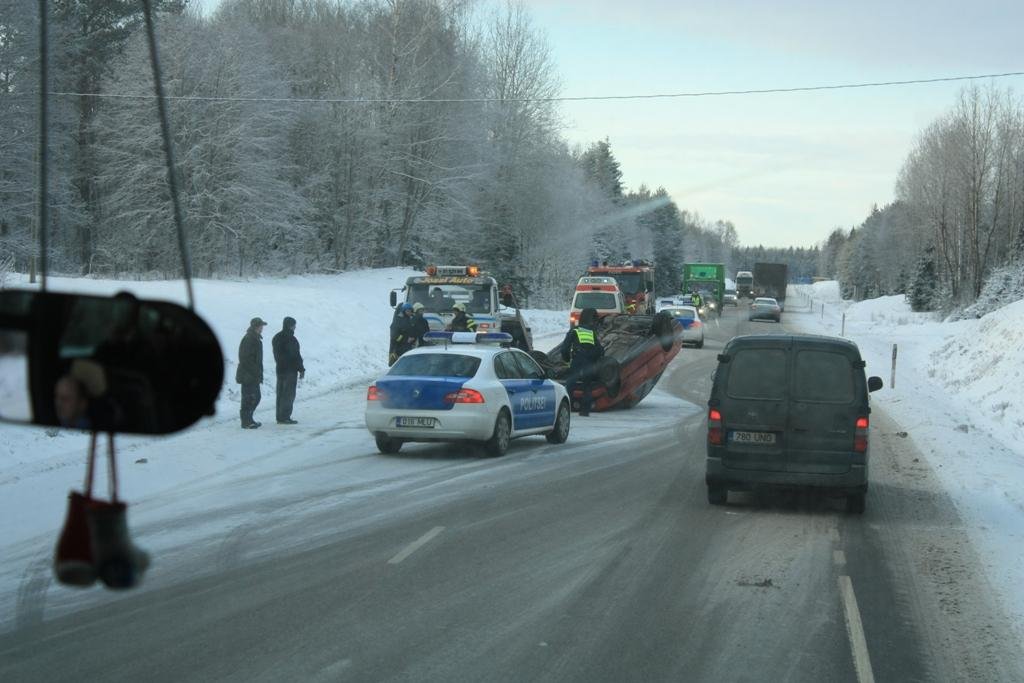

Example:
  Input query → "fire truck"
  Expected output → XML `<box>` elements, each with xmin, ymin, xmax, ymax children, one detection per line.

<box><xmin>585</xmin><ymin>260</ymin><xmax>655</xmax><ymax>314</ymax></box>
<box><xmin>389</xmin><ymin>265</ymin><xmax>532</xmax><ymax>351</ymax></box>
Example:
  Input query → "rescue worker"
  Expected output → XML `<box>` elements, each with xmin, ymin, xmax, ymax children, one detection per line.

<box><xmin>448</xmin><ymin>302</ymin><xmax>476</xmax><ymax>332</ymax></box>
<box><xmin>389</xmin><ymin>303</ymin><xmax>414</xmax><ymax>365</ymax></box>
<box><xmin>625</xmin><ymin>300</ymin><xmax>637</xmax><ymax>315</ymax></box>
<box><xmin>409</xmin><ymin>302</ymin><xmax>430</xmax><ymax>346</ymax></box>
<box><xmin>272</xmin><ymin>316</ymin><xmax>305</xmax><ymax>425</ymax></box>
<box><xmin>690</xmin><ymin>289</ymin><xmax>703</xmax><ymax>309</ymax></box>
<box><xmin>237</xmin><ymin>317</ymin><xmax>267</xmax><ymax>429</ymax></box>
<box><xmin>560</xmin><ymin>307</ymin><xmax>605</xmax><ymax>417</ymax></box>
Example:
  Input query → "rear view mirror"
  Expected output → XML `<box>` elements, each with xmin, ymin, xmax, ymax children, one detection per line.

<box><xmin>389</xmin><ymin>291</ymin><xmax>398</xmax><ymax>307</ymax></box>
<box><xmin>867</xmin><ymin>376</ymin><xmax>883</xmax><ymax>392</ymax></box>
<box><xmin>0</xmin><ymin>290</ymin><xmax>223</xmax><ymax>435</ymax></box>
<box><xmin>716</xmin><ymin>353</ymin><xmax>730</xmax><ymax>363</ymax></box>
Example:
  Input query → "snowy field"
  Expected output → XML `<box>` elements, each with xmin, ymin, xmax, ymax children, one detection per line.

<box><xmin>789</xmin><ymin>281</ymin><xmax>1024</xmax><ymax>637</ymax></box>
<box><xmin>0</xmin><ymin>269</ymin><xmax>695</xmax><ymax>629</ymax></box>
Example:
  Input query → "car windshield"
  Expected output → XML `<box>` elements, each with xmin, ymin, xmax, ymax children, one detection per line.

<box><xmin>408</xmin><ymin>284</ymin><xmax>492</xmax><ymax>314</ymax></box>
<box><xmin>388</xmin><ymin>353</ymin><xmax>480</xmax><ymax>378</ymax></box>
<box><xmin>5</xmin><ymin>1</ymin><xmax>1022</xmax><ymax>680</ymax></box>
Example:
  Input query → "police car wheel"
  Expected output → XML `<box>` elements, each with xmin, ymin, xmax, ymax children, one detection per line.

<box><xmin>484</xmin><ymin>409</ymin><xmax>512</xmax><ymax>457</ymax></box>
<box><xmin>546</xmin><ymin>400</ymin><xmax>571</xmax><ymax>444</ymax></box>
<box><xmin>375</xmin><ymin>434</ymin><xmax>403</xmax><ymax>454</ymax></box>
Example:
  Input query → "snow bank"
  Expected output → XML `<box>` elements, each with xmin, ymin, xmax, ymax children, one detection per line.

<box><xmin>789</xmin><ymin>285</ymin><xmax>1024</xmax><ymax>638</ymax></box>
<box><xmin>928</xmin><ymin>298</ymin><xmax>1024</xmax><ymax>443</ymax></box>
<box><xmin>809</xmin><ymin>279</ymin><xmax>841</xmax><ymax>303</ymax></box>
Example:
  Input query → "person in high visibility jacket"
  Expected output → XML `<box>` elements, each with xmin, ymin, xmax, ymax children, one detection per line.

<box><xmin>560</xmin><ymin>307</ymin><xmax>605</xmax><ymax>416</ymax></box>
<box><xmin>690</xmin><ymin>290</ymin><xmax>703</xmax><ymax>309</ymax></box>
<box><xmin>448</xmin><ymin>302</ymin><xmax>477</xmax><ymax>332</ymax></box>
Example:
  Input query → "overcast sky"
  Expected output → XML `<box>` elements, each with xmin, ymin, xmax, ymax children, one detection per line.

<box><xmin>521</xmin><ymin>0</ymin><xmax>1024</xmax><ymax>247</ymax></box>
<box><xmin>195</xmin><ymin>0</ymin><xmax>1024</xmax><ymax>247</ymax></box>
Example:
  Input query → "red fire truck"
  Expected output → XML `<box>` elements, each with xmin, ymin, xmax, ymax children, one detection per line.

<box><xmin>585</xmin><ymin>260</ymin><xmax>655</xmax><ymax>314</ymax></box>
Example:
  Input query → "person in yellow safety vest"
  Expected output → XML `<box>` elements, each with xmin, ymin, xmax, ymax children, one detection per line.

<box><xmin>690</xmin><ymin>289</ymin><xmax>703</xmax><ymax>309</ymax></box>
<box><xmin>560</xmin><ymin>307</ymin><xmax>605</xmax><ymax>416</ymax></box>
<box><xmin>625</xmin><ymin>300</ymin><xmax>637</xmax><ymax>314</ymax></box>
<box><xmin>448</xmin><ymin>302</ymin><xmax>477</xmax><ymax>332</ymax></box>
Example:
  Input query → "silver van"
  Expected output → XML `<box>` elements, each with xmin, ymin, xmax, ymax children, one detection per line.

<box><xmin>705</xmin><ymin>334</ymin><xmax>883</xmax><ymax>513</ymax></box>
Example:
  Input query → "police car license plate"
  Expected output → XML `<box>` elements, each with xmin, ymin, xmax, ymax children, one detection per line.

<box><xmin>396</xmin><ymin>417</ymin><xmax>436</xmax><ymax>428</ymax></box>
<box><xmin>730</xmin><ymin>431</ymin><xmax>776</xmax><ymax>444</ymax></box>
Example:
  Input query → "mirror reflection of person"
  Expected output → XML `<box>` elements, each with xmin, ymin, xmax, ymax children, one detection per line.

<box><xmin>55</xmin><ymin>376</ymin><xmax>92</xmax><ymax>429</ymax></box>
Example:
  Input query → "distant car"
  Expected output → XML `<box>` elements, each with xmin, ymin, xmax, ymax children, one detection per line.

<box><xmin>365</xmin><ymin>333</ymin><xmax>571</xmax><ymax>456</ymax></box>
<box><xmin>705</xmin><ymin>334</ymin><xmax>884</xmax><ymax>512</ymax></box>
<box><xmin>749</xmin><ymin>297</ymin><xmax>781</xmax><ymax>322</ymax></box>
<box><xmin>662</xmin><ymin>305</ymin><xmax>704</xmax><ymax>348</ymax></box>
<box><xmin>723</xmin><ymin>289</ymin><xmax>738</xmax><ymax>306</ymax></box>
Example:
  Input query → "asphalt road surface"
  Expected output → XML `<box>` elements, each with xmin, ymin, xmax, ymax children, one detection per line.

<box><xmin>2</xmin><ymin>302</ymin><xmax>1022</xmax><ymax>682</ymax></box>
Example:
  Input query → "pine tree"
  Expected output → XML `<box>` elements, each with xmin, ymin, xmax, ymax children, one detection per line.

<box><xmin>907</xmin><ymin>246</ymin><xmax>938</xmax><ymax>311</ymax></box>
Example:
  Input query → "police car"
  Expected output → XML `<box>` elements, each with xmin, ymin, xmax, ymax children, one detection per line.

<box><xmin>365</xmin><ymin>332</ymin><xmax>571</xmax><ymax>456</ymax></box>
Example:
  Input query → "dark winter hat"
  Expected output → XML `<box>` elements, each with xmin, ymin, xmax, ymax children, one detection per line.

<box><xmin>250</xmin><ymin>317</ymin><xmax>268</xmax><ymax>327</ymax></box>
<box><xmin>283</xmin><ymin>316</ymin><xmax>297</xmax><ymax>329</ymax></box>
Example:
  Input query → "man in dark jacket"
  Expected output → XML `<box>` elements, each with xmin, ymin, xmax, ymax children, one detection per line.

<box><xmin>389</xmin><ymin>303</ymin><xmax>414</xmax><ymax>365</ymax></box>
<box><xmin>409</xmin><ymin>303</ymin><xmax>430</xmax><ymax>346</ymax></box>
<box><xmin>237</xmin><ymin>317</ymin><xmax>267</xmax><ymax>429</ymax></box>
<box><xmin>272</xmin><ymin>316</ymin><xmax>305</xmax><ymax>425</ymax></box>
<box><xmin>560</xmin><ymin>308</ymin><xmax>605</xmax><ymax>416</ymax></box>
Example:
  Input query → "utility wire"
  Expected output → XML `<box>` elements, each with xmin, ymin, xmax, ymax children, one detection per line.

<box><xmin>36</xmin><ymin>0</ymin><xmax>49</xmax><ymax>290</ymax></box>
<box><xmin>34</xmin><ymin>71</ymin><xmax>1024</xmax><ymax>105</ymax></box>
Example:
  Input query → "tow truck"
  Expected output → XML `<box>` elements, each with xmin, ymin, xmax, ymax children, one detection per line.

<box><xmin>389</xmin><ymin>265</ymin><xmax>533</xmax><ymax>351</ymax></box>
<box><xmin>585</xmin><ymin>260</ymin><xmax>656</xmax><ymax>314</ymax></box>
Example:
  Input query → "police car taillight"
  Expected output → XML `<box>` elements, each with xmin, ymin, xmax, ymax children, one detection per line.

<box><xmin>708</xmin><ymin>408</ymin><xmax>723</xmax><ymax>445</ymax></box>
<box><xmin>444</xmin><ymin>389</ymin><xmax>485</xmax><ymax>404</ymax></box>
<box><xmin>367</xmin><ymin>385</ymin><xmax>381</xmax><ymax>401</ymax></box>
<box><xmin>854</xmin><ymin>416</ymin><xmax>869</xmax><ymax>453</ymax></box>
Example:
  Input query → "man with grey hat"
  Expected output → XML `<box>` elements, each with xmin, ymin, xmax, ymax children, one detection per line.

<box><xmin>272</xmin><ymin>316</ymin><xmax>305</xmax><ymax>424</ymax></box>
<box><xmin>237</xmin><ymin>317</ymin><xmax>267</xmax><ymax>429</ymax></box>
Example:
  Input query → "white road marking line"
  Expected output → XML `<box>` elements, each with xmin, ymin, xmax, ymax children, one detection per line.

<box><xmin>834</xmin><ymin>549</ymin><xmax>847</xmax><ymax>567</ymax></box>
<box><xmin>838</xmin><ymin>575</ymin><xmax>876</xmax><ymax>683</ymax></box>
<box><xmin>388</xmin><ymin>526</ymin><xmax>445</xmax><ymax>565</ymax></box>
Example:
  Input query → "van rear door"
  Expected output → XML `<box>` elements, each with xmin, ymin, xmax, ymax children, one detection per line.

<box><xmin>720</xmin><ymin>344</ymin><xmax>789</xmax><ymax>472</ymax></box>
<box><xmin>787</xmin><ymin>348</ymin><xmax>859</xmax><ymax>474</ymax></box>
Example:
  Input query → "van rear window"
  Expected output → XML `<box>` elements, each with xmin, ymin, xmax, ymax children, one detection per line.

<box><xmin>573</xmin><ymin>292</ymin><xmax>617</xmax><ymax>310</ymax></box>
<box><xmin>794</xmin><ymin>350</ymin><xmax>854</xmax><ymax>403</ymax></box>
<box><xmin>726</xmin><ymin>349</ymin><xmax>786</xmax><ymax>399</ymax></box>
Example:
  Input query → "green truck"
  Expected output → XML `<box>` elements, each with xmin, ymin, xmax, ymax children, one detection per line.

<box><xmin>682</xmin><ymin>263</ymin><xmax>726</xmax><ymax>314</ymax></box>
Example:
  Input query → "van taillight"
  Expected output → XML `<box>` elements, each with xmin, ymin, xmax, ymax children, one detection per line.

<box><xmin>854</xmin><ymin>416</ymin><xmax>869</xmax><ymax>453</ymax></box>
<box><xmin>708</xmin><ymin>408</ymin><xmax>723</xmax><ymax>445</ymax></box>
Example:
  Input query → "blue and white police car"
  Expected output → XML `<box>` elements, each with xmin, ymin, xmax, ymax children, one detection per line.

<box><xmin>365</xmin><ymin>332</ymin><xmax>571</xmax><ymax>456</ymax></box>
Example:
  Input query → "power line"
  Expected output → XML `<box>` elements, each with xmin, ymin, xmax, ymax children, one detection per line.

<box><xmin>31</xmin><ymin>70</ymin><xmax>1024</xmax><ymax>105</ymax></box>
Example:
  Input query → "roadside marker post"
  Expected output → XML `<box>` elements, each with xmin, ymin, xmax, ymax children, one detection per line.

<box><xmin>891</xmin><ymin>344</ymin><xmax>898</xmax><ymax>389</ymax></box>
<box><xmin>841</xmin><ymin>313</ymin><xmax>846</xmax><ymax>336</ymax></box>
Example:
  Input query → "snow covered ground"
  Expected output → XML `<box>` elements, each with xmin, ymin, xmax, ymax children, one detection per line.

<box><xmin>0</xmin><ymin>269</ymin><xmax>693</xmax><ymax>629</ymax></box>
<box><xmin>788</xmin><ymin>281</ymin><xmax>1024</xmax><ymax>638</ymax></box>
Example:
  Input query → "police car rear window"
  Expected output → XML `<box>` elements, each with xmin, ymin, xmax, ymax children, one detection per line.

<box><xmin>573</xmin><ymin>292</ymin><xmax>617</xmax><ymax>310</ymax></box>
<box><xmin>389</xmin><ymin>354</ymin><xmax>481</xmax><ymax>378</ymax></box>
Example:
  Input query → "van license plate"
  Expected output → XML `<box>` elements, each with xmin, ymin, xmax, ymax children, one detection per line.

<box><xmin>730</xmin><ymin>431</ymin><xmax>776</xmax><ymax>444</ymax></box>
<box><xmin>396</xmin><ymin>417</ymin><xmax>436</xmax><ymax>428</ymax></box>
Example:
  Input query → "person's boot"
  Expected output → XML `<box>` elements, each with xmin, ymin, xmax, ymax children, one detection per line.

<box><xmin>86</xmin><ymin>499</ymin><xmax>150</xmax><ymax>590</ymax></box>
<box><xmin>54</xmin><ymin>491</ymin><xmax>98</xmax><ymax>587</ymax></box>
